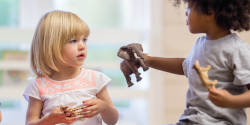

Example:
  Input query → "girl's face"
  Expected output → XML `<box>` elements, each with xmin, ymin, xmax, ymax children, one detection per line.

<box><xmin>185</xmin><ymin>2</ymin><xmax>208</xmax><ymax>33</ymax></box>
<box><xmin>60</xmin><ymin>35</ymin><xmax>88</xmax><ymax>67</ymax></box>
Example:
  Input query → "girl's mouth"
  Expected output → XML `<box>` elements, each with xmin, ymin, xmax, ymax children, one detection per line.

<box><xmin>77</xmin><ymin>54</ymin><xmax>85</xmax><ymax>59</ymax></box>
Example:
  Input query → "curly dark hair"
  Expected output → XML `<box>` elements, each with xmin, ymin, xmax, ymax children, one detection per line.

<box><xmin>171</xmin><ymin>0</ymin><xmax>250</xmax><ymax>32</ymax></box>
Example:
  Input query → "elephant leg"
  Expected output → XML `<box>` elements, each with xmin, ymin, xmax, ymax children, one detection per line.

<box><xmin>120</xmin><ymin>60</ymin><xmax>135</xmax><ymax>87</ymax></box>
<box><xmin>125</xmin><ymin>60</ymin><xmax>142</xmax><ymax>82</ymax></box>
<box><xmin>137</xmin><ymin>59</ymin><xmax>149</xmax><ymax>72</ymax></box>
<box><xmin>123</xmin><ymin>72</ymin><xmax>134</xmax><ymax>87</ymax></box>
<box><xmin>125</xmin><ymin>60</ymin><xmax>141</xmax><ymax>76</ymax></box>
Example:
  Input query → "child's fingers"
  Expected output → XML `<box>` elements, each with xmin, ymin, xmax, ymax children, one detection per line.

<box><xmin>81</xmin><ymin>103</ymin><xmax>98</xmax><ymax>118</ymax></box>
<box><xmin>208</xmin><ymin>87</ymin><xmax>219</xmax><ymax>96</ymax></box>
<box><xmin>54</xmin><ymin>112</ymin><xmax>64</xmax><ymax>117</ymax></box>
<box><xmin>83</xmin><ymin>100</ymin><xmax>96</xmax><ymax>107</ymax></box>
<box><xmin>82</xmin><ymin>100</ymin><xmax>88</xmax><ymax>106</ymax></box>
<box><xmin>83</xmin><ymin>110</ymin><xmax>98</xmax><ymax>118</ymax></box>
<box><xmin>56</xmin><ymin>112</ymin><xmax>70</xmax><ymax>118</ymax></box>
<box><xmin>63</xmin><ymin>117</ymin><xmax>77</xmax><ymax>124</ymax></box>
<box><xmin>208</xmin><ymin>93</ymin><xmax>218</xmax><ymax>100</ymax></box>
<box><xmin>62</xmin><ymin>112</ymin><xmax>71</xmax><ymax>117</ymax></box>
<box><xmin>53</xmin><ymin>107</ymin><xmax>68</xmax><ymax>117</ymax></box>
<box><xmin>83</xmin><ymin>105</ymin><xmax>97</xmax><ymax>112</ymax></box>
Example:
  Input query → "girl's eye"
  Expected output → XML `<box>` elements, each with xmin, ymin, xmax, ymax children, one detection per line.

<box><xmin>83</xmin><ymin>39</ymin><xmax>87</xmax><ymax>42</ymax></box>
<box><xmin>70</xmin><ymin>40</ymin><xmax>76</xmax><ymax>43</ymax></box>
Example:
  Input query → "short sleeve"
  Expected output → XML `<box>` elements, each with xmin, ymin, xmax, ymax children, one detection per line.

<box><xmin>182</xmin><ymin>44</ymin><xmax>194</xmax><ymax>78</ymax></box>
<box><xmin>95</xmin><ymin>71</ymin><xmax>111</xmax><ymax>94</ymax></box>
<box><xmin>182</xmin><ymin>58</ymin><xmax>188</xmax><ymax>78</ymax></box>
<box><xmin>232</xmin><ymin>46</ymin><xmax>250</xmax><ymax>85</ymax></box>
<box><xmin>23</xmin><ymin>79</ymin><xmax>42</xmax><ymax>101</ymax></box>
<box><xmin>182</xmin><ymin>37</ymin><xmax>201</xmax><ymax>78</ymax></box>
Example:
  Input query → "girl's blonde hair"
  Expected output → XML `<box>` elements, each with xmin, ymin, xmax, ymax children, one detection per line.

<box><xmin>30</xmin><ymin>10</ymin><xmax>90</xmax><ymax>78</ymax></box>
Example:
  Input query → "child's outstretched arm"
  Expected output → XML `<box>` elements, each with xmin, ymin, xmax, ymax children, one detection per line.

<box><xmin>208</xmin><ymin>84</ymin><xmax>250</xmax><ymax>108</ymax></box>
<box><xmin>82</xmin><ymin>86</ymin><xmax>118</xmax><ymax>125</ymax></box>
<box><xmin>26</xmin><ymin>97</ymin><xmax>76</xmax><ymax>125</ymax></box>
<box><xmin>143</xmin><ymin>54</ymin><xmax>185</xmax><ymax>75</ymax></box>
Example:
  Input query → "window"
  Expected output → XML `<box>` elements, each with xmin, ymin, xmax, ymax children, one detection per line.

<box><xmin>0</xmin><ymin>0</ymin><xmax>19</xmax><ymax>27</ymax></box>
<box><xmin>53</xmin><ymin>0</ymin><xmax>150</xmax><ymax>30</ymax></box>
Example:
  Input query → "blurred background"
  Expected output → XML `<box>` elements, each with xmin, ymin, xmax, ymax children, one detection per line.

<box><xmin>0</xmin><ymin>0</ymin><xmax>249</xmax><ymax>125</ymax></box>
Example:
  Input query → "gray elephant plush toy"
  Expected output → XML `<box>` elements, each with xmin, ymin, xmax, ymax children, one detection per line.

<box><xmin>117</xmin><ymin>43</ymin><xmax>149</xmax><ymax>87</ymax></box>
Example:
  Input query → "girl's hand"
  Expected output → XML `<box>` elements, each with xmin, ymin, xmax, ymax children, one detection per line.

<box><xmin>82</xmin><ymin>99</ymin><xmax>108</xmax><ymax>118</ymax></box>
<box><xmin>208</xmin><ymin>86</ymin><xmax>236</xmax><ymax>108</ymax></box>
<box><xmin>47</xmin><ymin>108</ymin><xmax>76</xmax><ymax>125</ymax></box>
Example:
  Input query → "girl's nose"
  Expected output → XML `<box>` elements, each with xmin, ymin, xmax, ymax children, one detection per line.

<box><xmin>78</xmin><ymin>42</ymin><xmax>85</xmax><ymax>50</ymax></box>
<box><xmin>185</xmin><ymin>9</ymin><xmax>188</xmax><ymax>16</ymax></box>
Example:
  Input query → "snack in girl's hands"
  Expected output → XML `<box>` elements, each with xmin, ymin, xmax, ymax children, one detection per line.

<box><xmin>60</xmin><ymin>105</ymin><xmax>86</xmax><ymax>119</ymax></box>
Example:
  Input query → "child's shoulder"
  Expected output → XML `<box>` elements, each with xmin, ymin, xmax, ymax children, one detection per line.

<box><xmin>83</xmin><ymin>69</ymin><xmax>111</xmax><ymax>90</ymax></box>
<box><xmin>226</xmin><ymin>33</ymin><xmax>250</xmax><ymax>49</ymax></box>
<box><xmin>26</xmin><ymin>76</ymin><xmax>48</xmax><ymax>89</ymax></box>
<box><xmin>31</xmin><ymin>76</ymin><xmax>46</xmax><ymax>83</ymax></box>
<box><xmin>216</xmin><ymin>34</ymin><xmax>250</xmax><ymax>55</ymax></box>
<box><xmin>28</xmin><ymin>77</ymin><xmax>40</xmax><ymax>84</ymax></box>
<box><xmin>196</xmin><ymin>33</ymin><xmax>248</xmax><ymax>47</ymax></box>
<box><xmin>195</xmin><ymin>35</ymin><xmax>207</xmax><ymax>43</ymax></box>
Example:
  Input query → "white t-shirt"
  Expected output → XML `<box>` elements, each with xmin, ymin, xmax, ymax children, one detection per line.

<box><xmin>23</xmin><ymin>68</ymin><xmax>111</xmax><ymax>125</ymax></box>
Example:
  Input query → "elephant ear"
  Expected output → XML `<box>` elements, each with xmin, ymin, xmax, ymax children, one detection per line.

<box><xmin>117</xmin><ymin>48</ymin><xmax>131</xmax><ymax>60</ymax></box>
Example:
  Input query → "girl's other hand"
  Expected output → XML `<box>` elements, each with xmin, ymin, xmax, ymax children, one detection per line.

<box><xmin>47</xmin><ymin>108</ymin><xmax>76</xmax><ymax>125</ymax></box>
<box><xmin>208</xmin><ymin>86</ymin><xmax>236</xmax><ymax>108</ymax></box>
<box><xmin>82</xmin><ymin>99</ymin><xmax>108</xmax><ymax>118</ymax></box>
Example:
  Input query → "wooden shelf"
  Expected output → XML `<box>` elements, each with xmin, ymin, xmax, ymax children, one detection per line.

<box><xmin>0</xmin><ymin>60</ymin><xmax>120</xmax><ymax>71</ymax></box>
<box><xmin>0</xmin><ymin>60</ymin><xmax>29</xmax><ymax>70</ymax></box>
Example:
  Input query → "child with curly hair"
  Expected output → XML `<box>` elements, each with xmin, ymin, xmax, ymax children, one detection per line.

<box><xmin>143</xmin><ymin>0</ymin><xmax>250</xmax><ymax>124</ymax></box>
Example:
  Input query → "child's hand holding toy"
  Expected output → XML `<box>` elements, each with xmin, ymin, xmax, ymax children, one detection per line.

<box><xmin>208</xmin><ymin>86</ymin><xmax>236</xmax><ymax>108</ymax></box>
<box><xmin>193</xmin><ymin>61</ymin><xmax>236</xmax><ymax>108</ymax></box>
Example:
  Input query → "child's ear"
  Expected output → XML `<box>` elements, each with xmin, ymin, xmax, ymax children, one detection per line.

<box><xmin>206</xmin><ymin>11</ymin><xmax>215</xmax><ymax>20</ymax></box>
